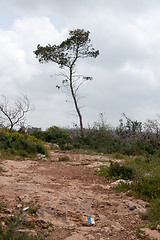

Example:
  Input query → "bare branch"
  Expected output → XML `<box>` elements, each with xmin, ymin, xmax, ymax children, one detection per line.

<box><xmin>0</xmin><ymin>94</ymin><xmax>33</xmax><ymax>130</ymax></box>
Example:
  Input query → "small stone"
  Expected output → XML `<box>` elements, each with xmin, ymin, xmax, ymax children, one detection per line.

<box><xmin>141</xmin><ymin>228</ymin><xmax>160</xmax><ymax>240</ymax></box>
<box><xmin>1</xmin><ymin>221</ymin><xmax>5</xmax><ymax>227</ymax></box>
<box><xmin>157</xmin><ymin>224</ymin><xmax>160</xmax><ymax>231</ymax></box>
<box><xmin>131</xmin><ymin>220</ymin><xmax>136</xmax><ymax>224</ymax></box>
<box><xmin>129</xmin><ymin>205</ymin><xmax>137</xmax><ymax>211</ymax></box>
<box><xmin>130</xmin><ymin>236</ymin><xmax>136</xmax><ymax>240</ymax></box>
<box><xmin>17</xmin><ymin>204</ymin><xmax>22</xmax><ymax>208</ymax></box>
<box><xmin>104</xmin><ymin>227</ymin><xmax>110</xmax><ymax>233</ymax></box>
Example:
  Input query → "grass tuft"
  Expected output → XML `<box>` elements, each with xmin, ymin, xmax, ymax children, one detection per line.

<box><xmin>58</xmin><ymin>156</ymin><xmax>70</xmax><ymax>162</ymax></box>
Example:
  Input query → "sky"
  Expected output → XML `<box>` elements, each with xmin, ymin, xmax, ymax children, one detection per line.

<box><xmin>1</xmin><ymin>0</ymin><xmax>160</xmax><ymax>130</ymax></box>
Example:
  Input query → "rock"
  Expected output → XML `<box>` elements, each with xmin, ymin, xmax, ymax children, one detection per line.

<box><xmin>37</xmin><ymin>154</ymin><xmax>46</xmax><ymax>160</ymax></box>
<box><xmin>104</xmin><ymin>227</ymin><xmax>110</xmax><ymax>233</ymax></box>
<box><xmin>125</xmin><ymin>200</ymin><xmax>147</xmax><ymax>214</ymax></box>
<box><xmin>51</xmin><ymin>144</ymin><xmax>60</xmax><ymax>150</ymax></box>
<box><xmin>157</xmin><ymin>224</ymin><xmax>160</xmax><ymax>231</ymax></box>
<box><xmin>1</xmin><ymin>221</ymin><xmax>6</xmax><ymax>227</ymax></box>
<box><xmin>129</xmin><ymin>205</ymin><xmax>137</xmax><ymax>211</ymax></box>
<box><xmin>131</xmin><ymin>220</ymin><xmax>136</xmax><ymax>224</ymax></box>
<box><xmin>17</xmin><ymin>229</ymin><xmax>37</xmax><ymax>236</ymax></box>
<box><xmin>17</xmin><ymin>204</ymin><xmax>22</xmax><ymax>208</ymax></box>
<box><xmin>136</xmin><ymin>207</ymin><xmax>147</xmax><ymax>215</ymax></box>
<box><xmin>125</xmin><ymin>200</ymin><xmax>137</xmax><ymax>211</ymax></box>
<box><xmin>111</xmin><ymin>223</ymin><xmax>124</xmax><ymax>231</ymax></box>
<box><xmin>111</xmin><ymin>179</ymin><xmax>132</xmax><ymax>187</ymax></box>
<box><xmin>140</xmin><ymin>228</ymin><xmax>160</xmax><ymax>240</ymax></box>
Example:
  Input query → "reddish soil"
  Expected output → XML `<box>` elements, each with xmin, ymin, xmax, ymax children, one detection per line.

<box><xmin>0</xmin><ymin>150</ymin><xmax>149</xmax><ymax>239</ymax></box>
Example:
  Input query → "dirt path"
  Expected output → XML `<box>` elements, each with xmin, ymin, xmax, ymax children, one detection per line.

<box><xmin>0</xmin><ymin>150</ymin><xmax>148</xmax><ymax>239</ymax></box>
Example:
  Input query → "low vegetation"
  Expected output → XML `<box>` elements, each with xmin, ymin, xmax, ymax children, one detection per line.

<box><xmin>58</xmin><ymin>155</ymin><xmax>70</xmax><ymax>162</ymax></box>
<box><xmin>0</xmin><ymin>205</ymin><xmax>43</xmax><ymax>240</ymax></box>
<box><xmin>0</xmin><ymin>129</ymin><xmax>47</xmax><ymax>158</ymax></box>
<box><xmin>97</xmin><ymin>155</ymin><xmax>160</xmax><ymax>228</ymax></box>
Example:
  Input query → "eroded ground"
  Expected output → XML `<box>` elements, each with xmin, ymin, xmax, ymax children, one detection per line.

<box><xmin>0</xmin><ymin>151</ymin><xmax>149</xmax><ymax>239</ymax></box>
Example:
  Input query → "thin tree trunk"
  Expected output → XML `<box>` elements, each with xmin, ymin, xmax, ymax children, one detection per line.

<box><xmin>69</xmin><ymin>67</ymin><xmax>84</xmax><ymax>135</ymax></box>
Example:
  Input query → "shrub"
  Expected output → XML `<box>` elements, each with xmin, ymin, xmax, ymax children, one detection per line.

<box><xmin>131</xmin><ymin>175</ymin><xmax>160</xmax><ymax>200</ymax></box>
<box><xmin>97</xmin><ymin>162</ymin><xmax>135</xmax><ymax>180</ymax></box>
<box><xmin>0</xmin><ymin>129</ymin><xmax>47</xmax><ymax>157</ymax></box>
<box><xmin>0</xmin><ymin>131</ymin><xmax>11</xmax><ymax>149</ymax></box>
<box><xmin>0</xmin><ymin>209</ymin><xmax>43</xmax><ymax>240</ymax></box>
<box><xmin>143</xmin><ymin>199</ymin><xmax>160</xmax><ymax>227</ymax></box>
<box><xmin>29</xmin><ymin>204</ymin><xmax>39</xmax><ymax>214</ymax></box>
<box><xmin>36</xmin><ymin>143</ymin><xmax>46</xmax><ymax>155</ymax></box>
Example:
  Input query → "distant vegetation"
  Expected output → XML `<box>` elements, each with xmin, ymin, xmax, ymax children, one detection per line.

<box><xmin>29</xmin><ymin>114</ymin><xmax>160</xmax><ymax>158</ymax></box>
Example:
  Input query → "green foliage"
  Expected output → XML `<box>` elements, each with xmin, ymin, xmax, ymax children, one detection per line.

<box><xmin>29</xmin><ymin>204</ymin><xmax>39</xmax><ymax>214</ymax></box>
<box><xmin>131</xmin><ymin>175</ymin><xmax>160</xmax><ymax>200</ymax></box>
<box><xmin>109</xmin><ymin>156</ymin><xmax>160</xmax><ymax>227</ymax></box>
<box><xmin>35</xmin><ymin>143</ymin><xmax>46</xmax><ymax>155</ymax></box>
<box><xmin>29</xmin><ymin>122</ymin><xmax>160</xmax><ymax>157</ymax></box>
<box><xmin>0</xmin><ymin>131</ymin><xmax>11</xmax><ymax>149</ymax></box>
<box><xmin>34</xmin><ymin>29</ymin><xmax>99</xmax><ymax>68</ymax></box>
<box><xmin>97</xmin><ymin>162</ymin><xmax>134</xmax><ymax>180</ymax></box>
<box><xmin>0</xmin><ymin>129</ymin><xmax>47</xmax><ymax>157</ymax></box>
<box><xmin>58</xmin><ymin>156</ymin><xmax>70</xmax><ymax>162</ymax></box>
<box><xmin>31</xmin><ymin>126</ymin><xmax>72</xmax><ymax>150</ymax></box>
<box><xmin>143</xmin><ymin>199</ymin><xmax>160</xmax><ymax>227</ymax></box>
<box><xmin>0</xmin><ymin>209</ymin><xmax>43</xmax><ymax>240</ymax></box>
<box><xmin>71</xmin><ymin>126</ymin><xmax>122</xmax><ymax>153</ymax></box>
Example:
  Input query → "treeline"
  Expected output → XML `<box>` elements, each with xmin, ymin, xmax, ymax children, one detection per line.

<box><xmin>29</xmin><ymin>114</ymin><xmax>160</xmax><ymax>157</ymax></box>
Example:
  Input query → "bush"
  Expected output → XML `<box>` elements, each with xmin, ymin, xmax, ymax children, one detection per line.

<box><xmin>0</xmin><ymin>210</ymin><xmax>43</xmax><ymax>240</ymax></box>
<box><xmin>131</xmin><ymin>175</ymin><xmax>160</xmax><ymax>200</ymax></box>
<box><xmin>143</xmin><ymin>199</ymin><xmax>160</xmax><ymax>227</ymax></box>
<box><xmin>29</xmin><ymin>204</ymin><xmax>39</xmax><ymax>214</ymax></box>
<box><xmin>97</xmin><ymin>162</ymin><xmax>135</xmax><ymax>180</ymax></box>
<box><xmin>0</xmin><ymin>131</ymin><xmax>11</xmax><ymax>149</ymax></box>
<box><xmin>36</xmin><ymin>143</ymin><xmax>46</xmax><ymax>155</ymax></box>
<box><xmin>0</xmin><ymin>130</ymin><xmax>47</xmax><ymax>157</ymax></box>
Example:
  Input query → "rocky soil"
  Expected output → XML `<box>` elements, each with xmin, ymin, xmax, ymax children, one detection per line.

<box><xmin>0</xmin><ymin>150</ymin><xmax>159</xmax><ymax>240</ymax></box>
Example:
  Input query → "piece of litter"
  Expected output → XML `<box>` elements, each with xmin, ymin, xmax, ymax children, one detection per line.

<box><xmin>83</xmin><ymin>214</ymin><xmax>95</xmax><ymax>224</ymax></box>
<box><xmin>91</xmin><ymin>217</ymin><xmax>95</xmax><ymax>224</ymax></box>
<box><xmin>83</xmin><ymin>214</ymin><xmax>88</xmax><ymax>222</ymax></box>
<box><xmin>87</xmin><ymin>215</ymin><xmax>92</xmax><ymax>223</ymax></box>
<box><xmin>23</xmin><ymin>207</ymin><xmax>29</xmax><ymax>211</ymax></box>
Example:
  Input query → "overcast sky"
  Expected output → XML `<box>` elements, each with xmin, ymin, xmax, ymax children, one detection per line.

<box><xmin>1</xmin><ymin>0</ymin><xmax>160</xmax><ymax>129</ymax></box>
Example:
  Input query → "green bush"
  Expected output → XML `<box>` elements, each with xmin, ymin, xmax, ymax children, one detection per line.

<box><xmin>143</xmin><ymin>199</ymin><xmax>160</xmax><ymax>227</ymax></box>
<box><xmin>36</xmin><ymin>143</ymin><xmax>46</xmax><ymax>155</ymax></box>
<box><xmin>12</xmin><ymin>139</ymin><xmax>37</xmax><ymax>153</ymax></box>
<box><xmin>97</xmin><ymin>162</ymin><xmax>135</xmax><ymax>180</ymax></box>
<box><xmin>131</xmin><ymin>175</ymin><xmax>160</xmax><ymax>200</ymax></box>
<box><xmin>0</xmin><ymin>131</ymin><xmax>11</xmax><ymax>149</ymax></box>
<box><xmin>29</xmin><ymin>204</ymin><xmax>39</xmax><ymax>214</ymax></box>
<box><xmin>0</xmin><ymin>130</ymin><xmax>47</xmax><ymax>157</ymax></box>
<box><xmin>0</xmin><ymin>211</ymin><xmax>43</xmax><ymax>240</ymax></box>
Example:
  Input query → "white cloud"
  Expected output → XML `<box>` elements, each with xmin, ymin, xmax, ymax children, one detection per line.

<box><xmin>1</xmin><ymin>2</ymin><xmax>160</xmax><ymax>128</ymax></box>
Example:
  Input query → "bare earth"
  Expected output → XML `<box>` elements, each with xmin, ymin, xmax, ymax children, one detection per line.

<box><xmin>0</xmin><ymin>150</ymin><xmax>150</xmax><ymax>239</ymax></box>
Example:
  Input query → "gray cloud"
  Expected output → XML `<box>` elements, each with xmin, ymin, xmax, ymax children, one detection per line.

<box><xmin>0</xmin><ymin>1</ymin><xmax>160</xmax><ymax>129</ymax></box>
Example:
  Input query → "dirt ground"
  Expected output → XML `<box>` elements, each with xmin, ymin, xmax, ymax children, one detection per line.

<box><xmin>0</xmin><ymin>150</ymin><xmax>149</xmax><ymax>239</ymax></box>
